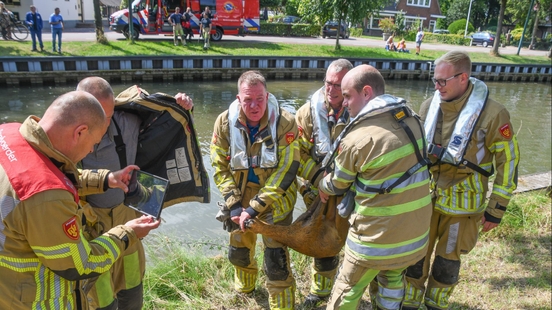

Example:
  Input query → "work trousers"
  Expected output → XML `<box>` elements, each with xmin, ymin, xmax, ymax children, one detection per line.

<box><xmin>83</xmin><ymin>204</ymin><xmax>146</xmax><ymax>310</ymax></box>
<box><xmin>327</xmin><ymin>252</ymin><xmax>407</xmax><ymax>310</ymax></box>
<box><xmin>172</xmin><ymin>24</ymin><xmax>185</xmax><ymax>45</ymax></box>
<box><xmin>228</xmin><ymin>182</ymin><xmax>296</xmax><ymax>309</ymax></box>
<box><xmin>403</xmin><ymin>209</ymin><xmax>482</xmax><ymax>309</ymax></box>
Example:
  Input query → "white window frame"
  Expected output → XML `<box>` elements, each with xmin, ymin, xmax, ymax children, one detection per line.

<box><xmin>407</xmin><ymin>0</ymin><xmax>431</xmax><ymax>8</ymax></box>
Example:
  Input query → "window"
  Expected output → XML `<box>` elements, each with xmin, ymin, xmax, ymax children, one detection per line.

<box><xmin>4</xmin><ymin>0</ymin><xmax>21</xmax><ymax>5</ymax></box>
<box><xmin>429</xmin><ymin>20</ymin><xmax>436</xmax><ymax>31</ymax></box>
<box><xmin>407</xmin><ymin>0</ymin><xmax>430</xmax><ymax>8</ymax></box>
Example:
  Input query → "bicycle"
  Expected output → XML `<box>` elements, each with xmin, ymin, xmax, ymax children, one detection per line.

<box><xmin>1</xmin><ymin>16</ymin><xmax>29</xmax><ymax>41</ymax></box>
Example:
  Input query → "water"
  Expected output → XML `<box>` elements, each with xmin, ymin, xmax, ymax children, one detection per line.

<box><xmin>1</xmin><ymin>79</ymin><xmax>550</xmax><ymax>241</ymax></box>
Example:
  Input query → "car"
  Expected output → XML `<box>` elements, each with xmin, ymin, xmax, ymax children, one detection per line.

<box><xmin>471</xmin><ymin>31</ymin><xmax>495</xmax><ymax>47</ymax></box>
<box><xmin>322</xmin><ymin>20</ymin><xmax>349</xmax><ymax>39</ymax></box>
<box><xmin>278</xmin><ymin>15</ymin><xmax>301</xmax><ymax>24</ymax></box>
<box><xmin>433</xmin><ymin>29</ymin><xmax>450</xmax><ymax>34</ymax></box>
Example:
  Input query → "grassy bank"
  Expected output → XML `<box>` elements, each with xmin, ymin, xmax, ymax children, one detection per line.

<box><xmin>0</xmin><ymin>40</ymin><xmax>550</xmax><ymax>65</ymax></box>
<box><xmin>142</xmin><ymin>190</ymin><xmax>551</xmax><ymax>310</ymax></box>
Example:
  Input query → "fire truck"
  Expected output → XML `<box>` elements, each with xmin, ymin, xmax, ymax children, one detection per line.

<box><xmin>109</xmin><ymin>0</ymin><xmax>260</xmax><ymax>41</ymax></box>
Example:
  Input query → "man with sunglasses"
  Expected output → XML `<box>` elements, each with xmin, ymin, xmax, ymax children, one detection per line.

<box><xmin>403</xmin><ymin>50</ymin><xmax>520</xmax><ymax>310</ymax></box>
<box><xmin>294</xmin><ymin>58</ymin><xmax>353</xmax><ymax>307</ymax></box>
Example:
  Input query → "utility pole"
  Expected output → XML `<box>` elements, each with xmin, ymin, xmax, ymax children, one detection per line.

<box><xmin>464</xmin><ymin>0</ymin><xmax>474</xmax><ymax>38</ymax></box>
<box><xmin>128</xmin><ymin>0</ymin><xmax>134</xmax><ymax>43</ymax></box>
<box><xmin>517</xmin><ymin>0</ymin><xmax>536</xmax><ymax>55</ymax></box>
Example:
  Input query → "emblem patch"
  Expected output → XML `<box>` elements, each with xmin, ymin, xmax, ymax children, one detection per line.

<box><xmin>298</xmin><ymin>126</ymin><xmax>304</xmax><ymax>138</ymax></box>
<box><xmin>63</xmin><ymin>216</ymin><xmax>79</xmax><ymax>240</ymax></box>
<box><xmin>212</xmin><ymin>133</ymin><xmax>218</xmax><ymax>144</ymax></box>
<box><xmin>499</xmin><ymin>123</ymin><xmax>512</xmax><ymax>139</ymax></box>
<box><xmin>286</xmin><ymin>132</ymin><xmax>295</xmax><ymax>145</ymax></box>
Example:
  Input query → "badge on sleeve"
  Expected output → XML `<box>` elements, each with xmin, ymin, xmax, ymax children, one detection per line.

<box><xmin>63</xmin><ymin>216</ymin><xmax>79</xmax><ymax>240</ymax></box>
<box><xmin>286</xmin><ymin>132</ymin><xmax>295</xmax><ymax>145</ymax></box>
<box><xmin>499</xmin><ymin>123</ymin><xmax>512</xmax><ymax>139</ymax></box>
<box><xmin>298</xmin><ymin>126</ymin><xmax>304</xmax><ymax>138</ymax></box>
<box><xmin>212</xmin><ymin>132</ymin><xmax>218</xmax><ymax>144</ymax></box>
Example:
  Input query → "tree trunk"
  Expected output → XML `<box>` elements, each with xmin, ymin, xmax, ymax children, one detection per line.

<box><xmin>93</xmin><ymin>0</ymin><xmax>108</xmax><ymax>44</ymax></box>
<box><xmin>529</xmin><ymin>9</ymin><xmax>539</xmax><ymax>49</ymax></box>
<box><xmin>491</xmin><ymin>0</ymin><xmax>507</xmax><ymax>56</ymax></box>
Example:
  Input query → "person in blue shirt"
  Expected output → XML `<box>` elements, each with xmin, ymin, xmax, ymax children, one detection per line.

<box><xmin>49</xmin><ymin>7</ymin><xmax>63</xmax><ymax>54</ymax></box>
<box><xmin>168</xmin><ymin>7</ymin><xmax>186</xmax><ymax>46</ymax></box>
<box><xmin>26</xmin><ymin>5</ymin><xmax>43</xmax><ymax>52</ymax></box>
<box><xmin>200</xmin><ymin>6</ymin><xmax>212</xmax><ymax>50</ymax></box>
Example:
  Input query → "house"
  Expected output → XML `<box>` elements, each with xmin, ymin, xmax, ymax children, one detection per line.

<box><xmin>3</xmin><ymin>0</ymin><xmax>120</xmax><ymax>28</ymax></box>
<box><xmin>365</xmin><ymin>0</ymin><xmax>446</xmax><ymax>36</ymax></box>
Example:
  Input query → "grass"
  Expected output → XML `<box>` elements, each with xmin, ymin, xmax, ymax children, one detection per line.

<box><xmin>142</xmin><ymin>190</ymin><xmax>551</xmax><ymax>310</ymax></box>
<box><xmin>0</xmin><ymin>39</ymin><xmax>550</xmax><ymax>65</ymax></box>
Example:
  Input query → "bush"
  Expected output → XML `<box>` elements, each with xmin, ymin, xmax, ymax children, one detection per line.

<box><xmin>349</xmin><ymin>27</ymin><xmax>363</xmax><ymax>38</ymax></box>
<box><xmin>448</xmin><ymin>19</ymin><xmax>474</xmax><ymax>35</ymax></box>
<box><xmin>259</xmin><ymin>21</ymin><xmax>321</xmax><ymax>37</ymax></box>
<box><xmin>423</xmin><ymin>33</ymin><xmax>472</xmax><ymax>46</ymax></box>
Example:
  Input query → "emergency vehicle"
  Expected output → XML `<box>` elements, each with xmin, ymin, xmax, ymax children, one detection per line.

<box><xmin>109</xmin><ymin>0</ymin><xmax>260</xmax><ymax>41</ymax></box>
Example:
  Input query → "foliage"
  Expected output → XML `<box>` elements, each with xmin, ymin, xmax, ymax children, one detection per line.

<box><xmin>378</xmin><ymin>17</ymin><xmax>397</xmax><ymax>34</ymax></box>
<box><xmin>448</xmin><ymin>19</ymin><xmax>474</xmax><ymax>35</ymax></box>
<box><xmin>446</xmin><ymin>0</ymin><xmax>487</xmax><ymax>30</ymax></box>
<box><xmin>120</xmin><ymin>0</ymin><xmax>129</xmax><ymax>10</ymax></box>
<box><xmin>260</xmin><ymin>0</ymin><xmax>281</xmax><ymax>7</ymax></box>
<box><xmin>394</xmin><ymin>12</ymin><xmax>406</xmax><ymax>36</ymax></box>
<box><xmin>423</xmin><ymin>33</ymin><xmax>472</xmax><ymax>46</ymax></box>
<box><xmin>436</xmin><ymin>18</ymin><xmax>448</xmax><ymax>30</ymax></box>
<box><xmin>259</xmin><ymin>22</ymin><xmax>320</xmax><ymax>37</ymax></box>
<box><xmin>295</xmin><ymin>0</ymin><xmax>388</xmax><ymax>50</ymax></box>
<box><xmin>284</xmin><ymin>0</ymin><xmax>300</xmax><ymax>17</ymax></box>
<box><xmin>349</xmin><ymin>27</ymin><xmax>363</xmax><ymax>38</ymax></box>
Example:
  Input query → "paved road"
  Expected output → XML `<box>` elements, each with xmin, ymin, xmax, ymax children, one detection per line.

<box><xmin>54</xmin><ymin>27</ymin><xmax>548</xmax><ymax>57</ymax></box>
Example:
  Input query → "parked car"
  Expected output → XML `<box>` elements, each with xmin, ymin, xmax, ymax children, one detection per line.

<box><xmin>322</xmin><ymin>20</ymin><xmax>349</xmax><ymax>39</ymax></box>
<box><xmin>471</xmin><ymin>31</ymin><xmax>495</xmax><ymax>47</ymax></box>
<box><xmin>433</xmin><ymin>29</ymin><xmax>450</xmax><ymax>34</ymax></box>
<box><xmin>278</xmin><ymin>15</ymin><xmax>301</xmax><ymax>24</ymax></box>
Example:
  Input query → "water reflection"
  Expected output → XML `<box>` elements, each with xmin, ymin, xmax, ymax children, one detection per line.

<box><xmin>1</xmin><ymin>79</ymin><xmax>550</xmax><ymax>241</ymax></box>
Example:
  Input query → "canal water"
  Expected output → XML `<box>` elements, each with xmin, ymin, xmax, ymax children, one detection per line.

<box><xmin>1</xmin><ymin>79</ymin><xmax>550</xmax><ymax>243</ymax></box>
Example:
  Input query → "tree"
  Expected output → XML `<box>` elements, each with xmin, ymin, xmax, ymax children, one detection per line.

<box><xmin>94</xmin><ymin>0</ymin><xmax>108</xmax><ymax>44</ymax></box>
<box><xmin>491</xmin><ymin>0</ymin><xmax>507</xmax><ymax>56</ymax></box>
<box><xmin>297</xmin><ymin>0</ymin><xmax>388</xmax><ymax>50</ymax></box>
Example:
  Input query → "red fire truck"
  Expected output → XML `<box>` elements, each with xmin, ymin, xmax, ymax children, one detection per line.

<box><xmin>109</xmin><ymin>0</ymin><xmax>260</xmax><ymax>41</ymax></box>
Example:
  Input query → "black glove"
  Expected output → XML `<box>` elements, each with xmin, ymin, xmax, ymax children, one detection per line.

<box><xmin>223</xmin><ymin>219</ymin><xmax>240</xmax><ymax>232</ymax></box>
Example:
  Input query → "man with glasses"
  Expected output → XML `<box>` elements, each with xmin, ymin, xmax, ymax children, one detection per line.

<box><xmin>294</xmin><ymin>58</ymin><xmax>353</xmax><ymax>307</ymax></box>
<box><xmin>403</xmin><ymin>50</ymin><xmax>520</xmax><ymax>310</ymax></box>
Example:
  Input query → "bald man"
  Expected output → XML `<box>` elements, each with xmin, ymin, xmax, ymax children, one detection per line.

<box><xmin>318</xmin><ymin>65</ymin><xmax>432</xmax><ymax>309</ymax></box>
<box><xmin>0</xmin><ymin>91</ymin><xmax>160</xmax><ymax>310</ymax></box>
<box><xmin>77</xmin><ymin>76</ymin><xmax>194</xmax><ymax>310</ymax></box>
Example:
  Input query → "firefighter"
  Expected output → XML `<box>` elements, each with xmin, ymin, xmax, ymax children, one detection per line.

<box><xmin>0</xmin><ymin>91</ymin><xmax>160</xmax><ymax>310</ymax></box>
<box><xmin>77</xmin><ymin>77</ymin><xmax>194</xmax><ymax>310</ymax></box>
<box><xmin>294</xmin><ymin>58</ymin><xmax>353</xmax><ymax>306</ymax></box>
<box><xmin>403</xmin><ymin>50</ymin><xmax>520</xmax><ymax>310</ymax></box>
<box><xmin>210</xmin><ymin>70</ymin><xmax>300</xmax><ymax>309</ymax></box>
<box><xmin>318</xmin><ymin>65</ymin><xmax>433</xmax><ymax>310</ymax></box>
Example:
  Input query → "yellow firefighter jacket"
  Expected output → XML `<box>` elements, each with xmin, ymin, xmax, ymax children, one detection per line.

<box><xmin>319</xmin><ymin>97</ymin><xmax>432</xmax><ymax>270</ymax></box>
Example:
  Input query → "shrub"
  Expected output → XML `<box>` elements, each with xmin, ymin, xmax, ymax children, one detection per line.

<box><xmin>448</xmin><ymin>19</ymin><xmax>474</xmax><ymax>35</ymax></box>
<box><xmin>259</xmin><ymin>21</ymin><xmax>320</xmax><ymax>37</ymax></box>
<box><xmin>378</xmin><ymin>17</ymin><xmax>397</xmax><ymax>34</ymax></box>
<box><xmin>349</xmin><ymin>27</ymin><xmax>363</xmax><ymax>38</ymax></box>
